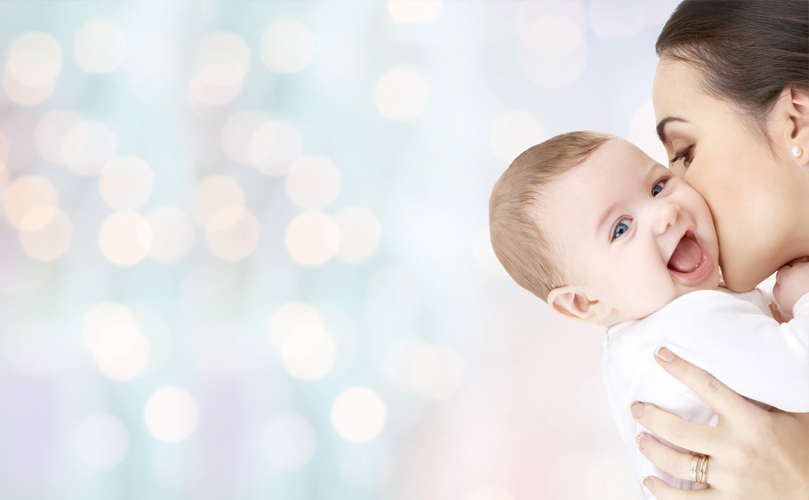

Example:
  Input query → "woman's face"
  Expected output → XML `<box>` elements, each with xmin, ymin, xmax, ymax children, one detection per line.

<box><xmin>652</xmin><ymin>57</ymin><xmax>808</xmax><ymax>291</ymax></box>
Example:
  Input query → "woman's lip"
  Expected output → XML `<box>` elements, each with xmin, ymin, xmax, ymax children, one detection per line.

<box><xmin>668</xmin><ymin>234</ymin><xmax>713</xmax><ymax>285</ymax></box>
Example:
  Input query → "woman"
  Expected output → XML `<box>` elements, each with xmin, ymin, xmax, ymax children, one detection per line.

<box><xmin>627</xmin><ymin>0</ymin><xmax>809</xmax><ymax>497</ymax></box>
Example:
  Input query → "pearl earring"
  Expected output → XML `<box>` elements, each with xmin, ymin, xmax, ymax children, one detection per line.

<box><xmin>793</xmin><ymin>146</ymin><xmax>803</xmax><ymax>158</ymax></box>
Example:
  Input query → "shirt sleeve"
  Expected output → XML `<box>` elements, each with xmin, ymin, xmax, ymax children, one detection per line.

<box><xmin>648</xmin><ymin>290</ymin><xmax>809</xmax><ymax>412</ymax></box>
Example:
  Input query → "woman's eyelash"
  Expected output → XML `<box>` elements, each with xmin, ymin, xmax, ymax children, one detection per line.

<box><xmin>669</xmin><ymin>147</ymin><xmax>692</xmax><ymax>166</ymax></box>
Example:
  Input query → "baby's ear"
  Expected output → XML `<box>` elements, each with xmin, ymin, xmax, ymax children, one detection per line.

<box><xmin>547</xmin><ymin>286</ymin><xmax>610</xmax><ymax>324</ymax></box>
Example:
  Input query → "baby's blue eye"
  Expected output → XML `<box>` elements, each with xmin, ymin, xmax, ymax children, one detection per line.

<box><xmin>652</xmin><ymin>180</ymin><xmax>666</xmax><ymax>197</ymax></box>
<box><xmin>612</xmin><ymin>219</ymin><xmax>631</xmax><ymax>239</ymax></box>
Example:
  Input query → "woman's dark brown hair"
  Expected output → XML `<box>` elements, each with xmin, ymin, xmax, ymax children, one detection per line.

<box><xmin>656</xmin><ymin>0</ymin><xmax>809</xmax><ymax>129</ymax></box>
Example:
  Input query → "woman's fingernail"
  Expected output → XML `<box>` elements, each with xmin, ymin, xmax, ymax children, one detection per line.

<box><xmin>631</xmin><ymin>402</ymin><xmax>644</xmax><ymax>419</ymax></box>
<box><xmin>655</xmin><ymin>346</ymin><xmax>675</xmax><ymax>362</ymax></box>
<box><xmin>643</xmin><ymin>477</ymin><xmax>655</xmax><ymax>492</ymax></box>
<box><xmin>636</xmin><ymin>433</ymin><xmax>646</xmax><ymax>450</ymax></box>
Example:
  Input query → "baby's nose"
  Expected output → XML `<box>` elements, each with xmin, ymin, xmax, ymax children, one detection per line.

<box><xmin>654</xmin><ymin>203</ymin><xmax>681</xmax><ymax>235</ymax></box>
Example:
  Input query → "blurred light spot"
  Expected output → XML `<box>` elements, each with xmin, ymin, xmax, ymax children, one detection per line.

<box><xmin>3</xmin><ymin>175</ymin><xmax>58</xmax><ymax>228</ymax></box>
<box><xmin>34</xmin><ymin>109</ymin><xmax>82</xmax><ymax>164</ymax></box>
<box><xmin>312</xmin><ymin>36</ymin><xmax>368</xmax><ymax>89</ymax></box>
<box><xmin>144</xmin><ymin>387</ymin><xmax>199</xmax><ymax>443</ymax></box>
<box><xmin>269</xmin><ymin>304</ymin><xmax>337</xmax><ymax>380</ymax></box>
<box><xmin>205</xmin><ymin>206</ymin><xmax>260</xmax><ymax>261</ymax></box>
<box><xmin>82</xmin><ymin>302</ymin><xmax>136</xmax><ymax>351</ymax></box>
<box><xmin>98</xmin><ymin>156</ymin><xmax>154</xmax><ymax>209</ymax></box>
<box><xmin>375</xmin><ymin>67</ymin><xmax>429</xmax><ymax>121</ymax></box>
<box><xmin>147</xmin><ymin>207</ymin><xmax>195</xmax><ymax>262</ymax></box>
<box><xmin>221</xmin><ymin>109</ymin><xmax>270</xmax><ymax>165</ymax></box>
<box><xmin>6</xmin><ymin>32</ymin><xmax>63</xmax><ymax>87</ymax></box>
<box><xmin>2</xmin><ymin>321</ymin><xmax>59</xmax><ymax>376</ymax></box>
<box><xmin>279</xmin><ymin>323</ymin><xmax>336</xmax><ymax>381</ymax></box>
<box><xmin>98</xmin><ymin>211</ymin><xmax>153</xmax><ymax>266</ymax></box>
<box><xmin>95</xmin><ymin>327</ymin><xmax>149</xmax><ymax>381</ymax></box>
<box><xmin>195</xmin><ymin>32</ymin><xmax>250</xmax><ymax>87</ymax></box>
<box><xmin>319</xmin><ymin>307</ymin><xmax>359</xmax><ymax>376</ymax></box>
<box><xmin>518</xmin><ymin>17</ymin><xmax>587</xmax><ymax>88</ymax></box>
<box><xmin>1</xmin><ymin>69</ymin><xmax>56</xmax><ymax>106</ymax></box>
<box><xmin>331</xmin><ymin>387</ymin><xmax>386</xmax><ymax>443</ymax></box>
<box><xmin>127</xmin><ymin>35</ymin><xmax>181</xmax><ymax>89</ymax></box>
<box><xmin>92</xmin><ymin>324</ymin><xmax>150</xmax><ymax>381</ymax></box>
<box><xmin>285</xmin><ymin>156</ymin><xmax>341</xmax><ymax>210</ymax></box>
<box><xmin>192</xmin><ymin>175</ymin><xmax>245</xmax><ymax>228</ymax></box>
<box><xmin>260</xmin><ymin>20</ymin><xmax>314</xmax><ymax>73</ymax></box>
<box><xmin>18</xmin><ymin>206</ymin><xmax>72</xmax><ymax>261</ymax></box>
<box><xmin>589</xmin><ymin>0</ymin><xmax>644</xmax><ymax>39</ymax></box>
<box><xmin>285</xmin><ymin>211</ymin><xmax>339</xmax><ymax>266</ymax></box>
<box><xmin>334</xmin><ymin>207</ymin><xmax>381</xmax><ymax>262</ymax></box>
<box><xmin>263</xmin><ymin>415</ymin><xmax>317</xmax><ymax>469</ymax></box>
<box><xmin>248</xmin><ymin>121</ymin><xmax>304</xmax><ymax>176</ymax></box>
<box><xmin>62</xmin><ymin>121</ymin><xmax>117</xmax><ymax>176</ymax></box>
<box><xmin>73</xmin><ymin>20</ymin><xmax>128</xmax><ymax>73</ymax></box>
<box><xmin>129</xmin><ymin>306</ymin><xmax>172</xmax><ymax>375</ymax></box>
<box><xmin>489</xmin><ymin>111</ymin><xmax>544</xmax><ymax>164</ymax></box>
<box><xmin>388</xmin><ymin>0</ymin><xmax>442</xmax><ymax>23</ymax></box>
<box><xmin>410</xmin><ymin>344</ymin><xmax>464</xmax><ymax>399</ymax></box>
<box><xmin>629</xmin><ymin>100</ymin><xmax>668</xmax><ymax>166</ymax></box>
<box><xmin>474</xmin><ymin>227</ymin><xmax>508</xmax><ymax>276</ymax></box>
<box><xmin>269</xmin><ymin>302</ymin><xmax>323</xmax><ymax>348</ymax></box>
<box><xmin>188</xmin><ymin>73</ymin><xmax>243</xmax><ymax>107</ymax></box>
<box><xmin>468</xmin><ymin>486</ymin><xmax>516</xmax><ymax>500</ymax></box>
<box><xmin>338</xmin><ymin>443</ymin><xmax>392</xmax><ymax>494</ymax></box>
<box><xmin>75</xmin><ymin>414</ymin><xmax>129</xmax><ymax>469</ymax></box>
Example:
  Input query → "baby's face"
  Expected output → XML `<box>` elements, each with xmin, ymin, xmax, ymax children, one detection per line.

<box><xmin>542</xmin><ymin>137</ymin><xmax>720</xmax><ymax>324</ymax></box>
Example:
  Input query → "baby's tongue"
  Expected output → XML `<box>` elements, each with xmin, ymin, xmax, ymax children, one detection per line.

<box><xmin>668</xmin><ymin>236</ymin><xmax>702</xmax><ymax>273</ymax></box>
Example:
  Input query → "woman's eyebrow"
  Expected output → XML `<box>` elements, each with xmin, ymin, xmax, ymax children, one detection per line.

<box><xmin>656</xmin><ymin>117</ymin><xmax>688</xmax><ymax>144</ymax></box>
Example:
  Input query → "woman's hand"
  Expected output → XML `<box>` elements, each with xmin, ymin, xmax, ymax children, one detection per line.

<box><xmin>631</xmin><ymin>347</ymin><xmax>809</xmax><ymax>499</ymax></box>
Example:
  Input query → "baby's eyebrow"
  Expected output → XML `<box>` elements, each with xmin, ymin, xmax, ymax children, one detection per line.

<box><xmin>656</xmin><ymin>117</ymin><xmax>687</xmax><ymax>144</ymax></box>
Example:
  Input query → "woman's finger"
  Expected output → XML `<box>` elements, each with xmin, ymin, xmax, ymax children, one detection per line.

<box><xmin>653</xmin><ymin>347</ymin><xmax>752</xmax><ymax>420</ymax></box>
<box><xmin>642</xmin><ymin>476</ymin><xmax>718</xmax><ymax>500</ymax></box>
<box><xmin>637</xmin><ymin>433</ymin><xmax>707</xmax><ymax>482</ymax></box>
<box><xmin>631</xmin><ymin>402</ymin><xmax>715</xmax><ymax>454</ymax></box>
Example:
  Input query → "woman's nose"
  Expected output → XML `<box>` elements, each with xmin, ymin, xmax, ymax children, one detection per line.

<box><xmin>653</xmin><ymin>203</ymin><xmax>681</xmax><ymax>235</ymax></box>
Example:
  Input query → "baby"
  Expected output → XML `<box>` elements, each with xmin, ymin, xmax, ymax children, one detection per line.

<box><xmin>488</xmin><ymin>131</ymin><xmax>809</xmax><ymax>498</ymax></box>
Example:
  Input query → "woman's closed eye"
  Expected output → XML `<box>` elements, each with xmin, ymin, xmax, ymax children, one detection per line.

<box><xmin>669</xmin><ymin>147</ymin><xmax>693</xmax><ymax>170</ymax></box>
<box><xmin>611</xmin><ymin>218</ymin><xmax>632</xmax><ymax>240</ymax></box>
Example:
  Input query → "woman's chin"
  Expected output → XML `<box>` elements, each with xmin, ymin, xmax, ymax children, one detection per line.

<box><xmin>718</xmin><ymin>263</ymin><xmax>768</xmax><ymax>292</ymax></box>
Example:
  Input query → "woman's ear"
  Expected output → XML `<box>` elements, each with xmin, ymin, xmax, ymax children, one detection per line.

<box><xmin>547</xmin><ymin>286</ymin><xmax>611</xmax><ymax>324</ymax></box>
<box><xmin>775</xmin><ymin>87</ymin><xmax>809</xmax><ymax>164</ymax></box>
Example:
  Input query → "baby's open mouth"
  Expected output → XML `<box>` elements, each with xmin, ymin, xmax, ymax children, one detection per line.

<box><xmin>667</xmin><ymin>230</ymin><xmax>712</xmax><ymax>282</ymax></box>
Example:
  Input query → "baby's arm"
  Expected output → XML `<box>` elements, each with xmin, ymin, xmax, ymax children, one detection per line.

<box><xmin>774</xmin><ymin>258</ymin><xmax>809</xmax><ymax>320</ymax></box>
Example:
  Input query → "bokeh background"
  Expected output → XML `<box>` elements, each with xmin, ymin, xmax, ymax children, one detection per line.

<box><xmin>0</xmin><ymin>1</ymin><xmax>685</xmax><ymax>499</ymax></box>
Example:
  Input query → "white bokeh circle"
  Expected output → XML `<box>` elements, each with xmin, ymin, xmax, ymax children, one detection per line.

<box><xmin>143</xmin><ymin>387</ymin><xmax>199</xmax><ymax>443</ymax></box>
<box><xmin>331</xmin><ymin>387</ymin><xmax>387</xmax><ymax>443</ymax></box>
<box><xmin>260</xmin><ymin>20</ymin><xmax>314</xmax><ymax>73</ymax></box>
<box><xmin>73</xmin><ymin>20</ymin><xmax>128</xmax><ymax>73</ymax></box>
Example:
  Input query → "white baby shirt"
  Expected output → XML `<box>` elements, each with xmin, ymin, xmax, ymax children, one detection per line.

<box><xmin>602</xmin><ymin>288</ymin><xmax>809</xmax><ymax>499</ymax></box>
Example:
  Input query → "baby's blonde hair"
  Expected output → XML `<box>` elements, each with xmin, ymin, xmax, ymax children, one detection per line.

<box><xmin>489</xmin><ymin>131</ymin><xmax>613</xmax><ymax>301</ymax></box>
